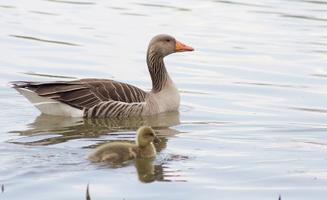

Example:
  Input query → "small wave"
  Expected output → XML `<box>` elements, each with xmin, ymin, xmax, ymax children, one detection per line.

<box><xmin>10</xmin><ymin>35</ymin><xmax>80</xmax><ymax>46</ymax></box>
<box><xmin>46</xmin><ymin>0</ymin><xmax>95</xmax><ymax>5</ymax></box>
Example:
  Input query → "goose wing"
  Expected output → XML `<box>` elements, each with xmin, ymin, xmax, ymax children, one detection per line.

<box><xmin>11</xmin><ymin>79</ymin><xmax>147</xmax><ymax>110</ymax></box>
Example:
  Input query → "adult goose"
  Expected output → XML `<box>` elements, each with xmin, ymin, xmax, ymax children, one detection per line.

<box><xmin>11</xmin><ymin>34</ymin><xmax>193</xmax><ymax>118</ymax></box>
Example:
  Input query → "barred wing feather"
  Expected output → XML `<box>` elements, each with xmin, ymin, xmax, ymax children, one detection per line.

<box><xmin>11</xmin><ymin>79</ymin><xmax>147</xmax><ymax>111</ymax></box>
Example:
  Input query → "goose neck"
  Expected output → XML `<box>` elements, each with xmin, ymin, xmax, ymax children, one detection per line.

<box><xmin>146</xmin><ymin>50</ymin><xmax>168</xmax><ymax>93</ymax></box>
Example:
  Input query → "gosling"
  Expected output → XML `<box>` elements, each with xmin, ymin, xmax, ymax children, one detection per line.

<box><xmin>88</xmin><ymin>126</ymin><xmax>160</xmax><ymax>163</ymax></box>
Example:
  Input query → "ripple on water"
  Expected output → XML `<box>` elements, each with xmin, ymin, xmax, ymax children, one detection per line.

<box><xmin>9</xmin><ymin>35</ymin><xmax>81</xmax><ymax>46</ymax></box>
<box><xmin>46</xmin><ymin>0</ymin><xmax>96</xmax><ymax>5</ymax></box>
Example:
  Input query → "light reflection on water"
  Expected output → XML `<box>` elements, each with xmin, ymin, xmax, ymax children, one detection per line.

<box><xmin>1</xmin><ymin>0</ymin><xmax>327</xmax><ymax>199</ymax></box>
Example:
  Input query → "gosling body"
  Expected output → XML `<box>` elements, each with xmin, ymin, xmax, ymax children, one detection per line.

<box><xmin>88</xmin><ymin>126</ymin><xmax>159</xmax><ymax>163</ymax></box>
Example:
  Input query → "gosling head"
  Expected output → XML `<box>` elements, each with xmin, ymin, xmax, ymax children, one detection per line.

<box><xmin>136</xmin><ymin>126</ymin><xmax>160</xmax><ymax>147</ymax></box>
<box><xmin>148</xmin><ymin>34</ymin><xmax>194</xmax><ymax>57</ymax></box>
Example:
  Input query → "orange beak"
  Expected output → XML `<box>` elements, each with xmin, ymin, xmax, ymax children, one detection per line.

<box><xmin>175</xmin><ymin>40</ymin><xmax>194</xmax><ymax>52</ymax></box>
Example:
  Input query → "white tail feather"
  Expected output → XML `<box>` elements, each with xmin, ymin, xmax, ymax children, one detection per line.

<box><xmin>15</xmin><ymin>88</ymin><xmax>83</xmax><ymax>117</ymax></box>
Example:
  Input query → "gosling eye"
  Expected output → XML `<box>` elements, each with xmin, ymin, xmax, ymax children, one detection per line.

<box><xmin>145</xmin><ymin>132</ymin><xmax>154</xmax><ymax>137</ymax></box>
<box><xmin>166</xmin><ymin>39</ymin><xmax>171</xmax><ymax>42</ymax></box>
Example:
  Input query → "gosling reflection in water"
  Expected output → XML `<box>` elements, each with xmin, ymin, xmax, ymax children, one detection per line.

<box><xmin>88</xmin><ymin>126</ymin><xmax>160</xmax><ymax>163</ymax></box>
<box><xmin>134</xmin><ymin>158</ymin><xmax>165</xmax><ymax>183</ymax></box>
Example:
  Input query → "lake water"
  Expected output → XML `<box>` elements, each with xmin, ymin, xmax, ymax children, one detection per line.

<box><xmin>1</xmin><ymin>0</ymin><xmax>327</xmax><ymax>199</ymax></box>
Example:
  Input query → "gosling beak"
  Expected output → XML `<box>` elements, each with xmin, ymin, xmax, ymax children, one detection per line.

<box><xmin>175</xmin><ymin>40</ymin><xmax>194</xmax><ymax>52</ymax></box>
<box><xmin>153</xmin><ymin>136</ymin><xmax>161</xmax><ymax>144</ymax></box>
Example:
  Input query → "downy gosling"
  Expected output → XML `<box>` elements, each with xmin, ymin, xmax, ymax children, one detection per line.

<box><xmin>88</xmin><ymin>126</ymin><xmax>160</xmax><ymax>163</ymax></box>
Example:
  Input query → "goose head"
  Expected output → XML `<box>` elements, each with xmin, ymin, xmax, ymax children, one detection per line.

<box><xmin>148</xmin><ymin>34</ymin><xmax>194</xmax><ymax>57</ymax></box>
<box><xmin>136</xmin><ymin>126</ymin><xmax>160</xmax><ymax>147</ymax></box>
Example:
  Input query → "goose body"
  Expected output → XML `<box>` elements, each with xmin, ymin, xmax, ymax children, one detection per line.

<box><xmin>88</xmin><ymin>126</ymin><xmax>160</xmax><ymax>163</ymax></box>
<box><xmin>11</xmin><ymin>34</ymin><xmax>193</xmax><ymax>118</ymax></box>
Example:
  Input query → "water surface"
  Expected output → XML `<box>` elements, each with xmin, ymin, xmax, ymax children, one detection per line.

<box><xmin>1</xmin><ymin>0</ymin><xmax>327</xmax><ymax>199</ymax></box>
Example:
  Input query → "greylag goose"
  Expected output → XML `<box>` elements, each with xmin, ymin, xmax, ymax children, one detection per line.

<box><xmin>11</xmin><ymin>34</ymin><xmax>193</xmax><ymax>117</ymax></box>
<box><xmin>88</xmin><ymin>126</ymin><xmax>160</xmax><ymax>163</ymax></box>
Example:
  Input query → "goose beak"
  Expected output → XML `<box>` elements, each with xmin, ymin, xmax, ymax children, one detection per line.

<box><xmin>175</xmin><ymin>40</ymin><xmax>194</xmax><ymax>52</ymax></box>
<box><xmin>153</xmin><ymin>136</ymin><xmax>161</xmax><ymax>144</ymax></box>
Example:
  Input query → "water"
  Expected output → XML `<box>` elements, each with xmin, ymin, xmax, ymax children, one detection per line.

<box><xmin>1</xmin><ymin>0</ymin><xmax>327</xmax><ymax>199</ymax></box>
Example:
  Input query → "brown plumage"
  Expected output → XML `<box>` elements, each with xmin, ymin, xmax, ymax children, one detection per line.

<box><xmin>13</xmin><ymin>79</ymin><xmax>146</xmax><ymax>110</ymax></box>
<box><xmin>88</xmin><ymin>126</ymin><xmax>160</xmax><ymax>163</ymax></box>
<box><xmin>11</xmin><ymin>34</ymin><xmax>194</xmax><ymax>118</ymax></box>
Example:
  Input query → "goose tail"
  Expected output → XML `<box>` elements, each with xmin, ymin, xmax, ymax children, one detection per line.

<box><xmin>10</xmin><ymin>81</ymin><xmax>83</xmax><ymax>117</ymax></box>
<box><xmin>10</xmin><ymin>81</ymin><xmax>37</xmax><ymax>88</ymax></box>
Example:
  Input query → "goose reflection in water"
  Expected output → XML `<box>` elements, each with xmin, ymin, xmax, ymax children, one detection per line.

<box><xmin>9</xmin><ymin>111</ymin><xmax>187</xmax><ymax>182</ymax></box>
<box><xmin>10</xmin><ymin>111</ymin><xmax>180</xmax><ymax>145</ymax></box>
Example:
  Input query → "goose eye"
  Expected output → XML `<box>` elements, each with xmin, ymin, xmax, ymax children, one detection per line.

<box><xmin>166</xmin><ymin>39</ymin><xmax>170</xmax><ymax>42</ymax></box>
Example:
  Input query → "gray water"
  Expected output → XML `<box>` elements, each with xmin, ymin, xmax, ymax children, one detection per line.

<box><xmin>1</xmin><ymin>0</ymin><xmax>327</xmax><ymax>199</ymax></box>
